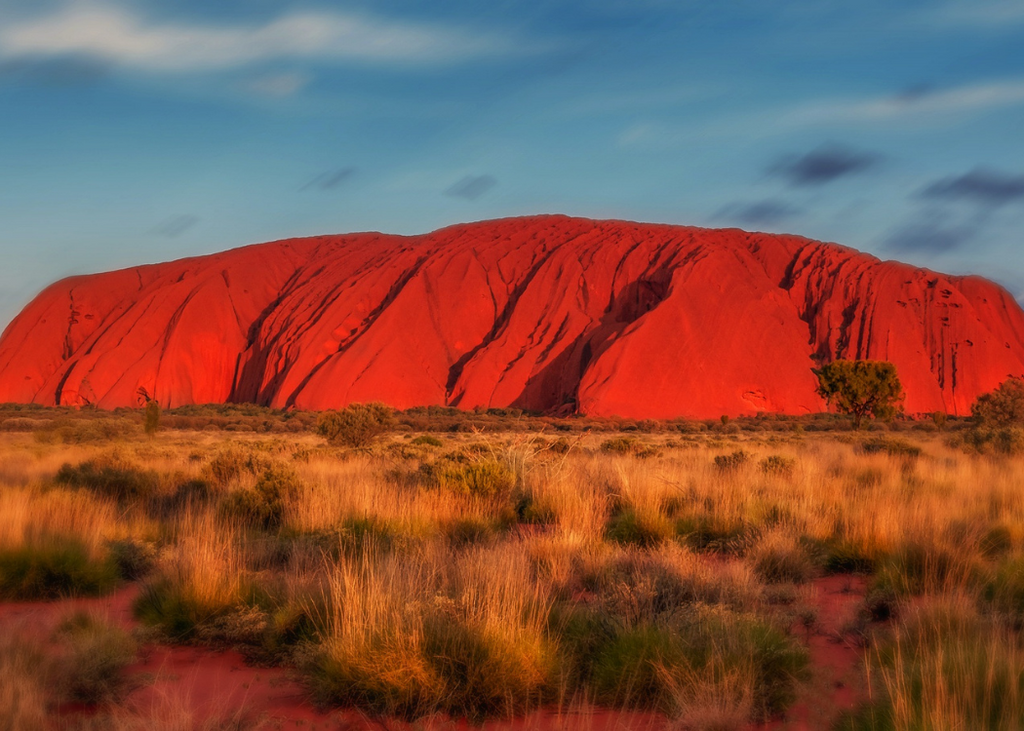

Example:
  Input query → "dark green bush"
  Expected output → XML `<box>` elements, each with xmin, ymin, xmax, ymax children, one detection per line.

<box><xmin>676</xmin><ymin>515</ymin><xmax>748</xmax><ymax>553</ymax></box>
<box><xmin>0</xmin><ymin>538</ymin><xmax>118</xmax><ymax>600</ymax></box>
<box><xmin>759</xmin><ymin>455</ymin><xmax>796</xmax><ymax>477</ymax></box>
<box><xmin>714</xmin><ymin>450</ymin><xmax>748</xmax><ymax>470</ymax></box>
<box><xmin>203</xmin><ymin>447</ymin><xmax>272</xmax><ymax>486</ymax></box>
<box><xmin>600</xmin><ymin>437</ymin><xmax>658</xmax><ymax>458</ymax></box>
<box><xmin>588</xmin><ymin>609</ymin><xmax>808</xmax><ymax>720</ymax></box>
<box><xmin>605</xmin><ymin>510</ymin><xmax>672</xmax><ymax>549</ymax></box>
<box><xmin>861</xmin><ymin>438</ymin><xmax>921</xmax><ymax>459</ymax></box>
<box><xmin>419</xmin><ymin>459</ymin><xmax>515</xmax><ymax>498</ymax></box>
<box><xmin>55</xmin><ymin>454</ymin><xmax>158</xmax><ymax>502</ymax></box>
<box><xmin>55</xmin><ymin>612</ymin><xmax>137</xmax><ymax>703</ymax></box>
<box><xmin>219</xmin><ymin>466</ymin><xmax>301</xmax><ymax>530</ymax></box>
<box><xmin>106</xmin><ymin>538</ymin><xmax>156</xmax><ymax>581</ymax></box>
<box><xmin>317</xmin><ymin>403</ymin><xmax>395</xmax><ymax>448</ymax></box>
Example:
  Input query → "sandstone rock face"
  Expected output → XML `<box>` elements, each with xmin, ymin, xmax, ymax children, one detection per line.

<box><xmin>1</xmin><ymin>215</ymin><xmax>1021</xmax><ymax>417</ymax></box>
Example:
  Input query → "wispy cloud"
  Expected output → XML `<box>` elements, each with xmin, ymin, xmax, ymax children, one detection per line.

<box><xmin>445</xmin><ymin>175</ymin><xmax>497</xmax><ymax>201</ymax></box>
<box><xmin>786</xmin><ymin>78</ymin><xmax>1024</xmax><ymax>124</ymax></box>
<box><xmin>151</xmin><ymin>214</ymin><xmax>198</xmax><ymax>238</ymax></box>
<box><xmin>301</xmin><ymin>168</ymin><xmax>356</xmax><ymax>192</ymax></box>
<box><xmin>246</xmin><ymin>71</ymin><xmax>309</xmax><ymax>97</ymax></box>
<box><xmin>0</xmin><ymin>4</ymin><xmax>521</xmax><ymax>72</ymax></box>
<box><xmin>928</xmin><ymin>1</ymin><xmax>1024</xmax><ymax>27</ymax></box>
<box><xmin>714</xmin><ymin>199</ymin><xmax>801</xmax><ymax>226</ymax></box>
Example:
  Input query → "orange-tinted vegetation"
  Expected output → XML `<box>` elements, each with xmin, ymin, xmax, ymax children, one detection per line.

<box><xmin>1</xmin><ymin>404</ymin><xmax>1024</xmax><ymax>730</ymax></box>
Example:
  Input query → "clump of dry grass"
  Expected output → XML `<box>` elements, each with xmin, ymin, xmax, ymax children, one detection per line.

<box><xmin>307</xmin><ymin>542</ymin><xmax>556</xmax><ymax>720</ymax></box>
<box><xmin>839</xmin><ymin>596</ymin><xmax>1024</xmax><ymax>730</ymax></box>
<box><xmin>0</xmin><ymin>627</ymin><xmax>54</xmax><ymax>730</ymax></box>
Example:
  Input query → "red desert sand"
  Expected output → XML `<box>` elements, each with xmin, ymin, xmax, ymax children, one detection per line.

<box><xmin>1</xmin><ymin>215</ymin><xmax>1021</xmax><ymax>417</ymax></box>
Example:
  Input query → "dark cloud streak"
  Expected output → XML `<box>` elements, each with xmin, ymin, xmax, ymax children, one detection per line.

<box><xmin>920</xmin><ymin>168</ymin><xmax>1024</xmax><ymax>207</ymax></box>
<box><xmin>768</xmin><ymin>143</ymin><xmax>881</xmax><ymax>187</ymax></box>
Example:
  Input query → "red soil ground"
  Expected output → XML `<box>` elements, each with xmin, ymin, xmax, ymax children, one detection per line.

<box><xmin>0</xmin><ymin>575</ymin><xmax>869</xmax><ymax>730</ymax></box>
<box><xmin>2</xmin><ymin>215</ymin><xmax>1022</xmax><ymax>418</ymax></box>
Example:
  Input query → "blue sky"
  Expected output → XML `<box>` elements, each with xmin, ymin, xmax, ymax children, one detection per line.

<box><xmin>1</xmin><ymin>0</ymin><xmax>1023</xmax><ymax>331</ymax></box>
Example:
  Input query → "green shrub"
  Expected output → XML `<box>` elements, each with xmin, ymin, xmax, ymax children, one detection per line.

<box><xmin>984</xmin><ymin>556</ymin><xmax>1024</xmax><ymax>623</ymax></box>
<box><xmin>55</xmin><ymin>454</ymin><xmax>158</xmax><ymax>502</ymax></box>
<box><xmin>601</xmin><ymin>437</ymin><xmax>658</xmax><ymax>458</ymax></box>
<box><xmin>749</xmin><ymin>534</ymin><xmax>814</xmax><ymax>584</ymax></box>
<box><xmin>203</xmin><ymin>447</ymin><xmax>272</xmax><ymax>486</ymax></box>
<box><xmin>445</xmin><ymin>518</ymin><xmax>496</xmax><ymax>547</ymax></box>
<box><xmin>606</xmin><ymin>510</ymin><xmax>672</xmax><ymax>549</ymax></box>
<box><xmin>55</xmin><ymin>612</ymin><xmax>137</xmax><ymax>703</ymax></box>
<box><xmin>0</xmin><ymin>538</ymin><xmax>118</xmax><ymax>600</ymax></box>
<box><xmin>106</xmin><ymin>538</ymin><xmax>156</xmax><ymax>581</ymax></box>
<box><xmin>134</xmin><ymin>580</ymin><xmax>234</xmax><ymax>640</ymax></box>
<box><xmin>420</xmin><ymin>459</ymin><xmax>515</xmax><ymax>498</ymax></box>
<box><xmin>759</xmin><ymin>455</ymin><xmax>795</xmax><ymax>478</ymax></box>
<box><xmin>219</xmin><ymin>466</ymin><xmax>301</xmax><ymax>530</ymax></box>
<box><xmin>839</xmin><ymin>601</ymin><xmax>1024</xmax><ymax>730</ymax></box>
<box><xmin>820</xmin><ymin>539</ymin><xmax>876</xmax><ymax>575</ymax></box>
<box><xmin>870</xmin><ymin>542</ymin><xmax>962</xmax><ymax>598</ymax></box>
<box><xmin>589</xmin><ymin>608</ymin><xmax>808</xmax><ymax>720</ymax></box>
<box><xmin>676</xmin><ymin>515</ymin><xmax>748</xmax><ymax>553</ymax></box>
<box><xmin>317</xmin><ymin>403</ymin><xmax>395</xmax><ymax>448</ymax></box>
<box><xmin>714</xmin><ymin>450</ymin><xmax>748</xmax><ymax>470</ymax></box>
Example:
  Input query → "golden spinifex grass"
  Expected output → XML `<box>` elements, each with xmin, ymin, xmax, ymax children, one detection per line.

<box><xmin>1</xmin><ymin>422</ymin><xmax>1024</xmax><ymax>728</ymax></box>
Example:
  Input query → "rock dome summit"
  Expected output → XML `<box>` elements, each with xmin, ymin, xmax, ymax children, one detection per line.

<box><xmin>1</xmin><ymin>215</ymin><xmax>1021</xmax><ymax>418</ymax></box>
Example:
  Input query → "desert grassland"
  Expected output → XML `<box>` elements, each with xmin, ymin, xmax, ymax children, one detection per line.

<box><xmin>1</xmin><ymin>420</ymin><xmax>1024</xmax><ymax>730</ymax></box>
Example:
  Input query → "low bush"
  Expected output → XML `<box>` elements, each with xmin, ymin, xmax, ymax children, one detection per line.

<box><xmin>419</xmin><ymin>459</ymin><xmax>516</xmax><ymax>499</ymax></box>
<box><xmin>713</xmin><ymin>450</ymin><xmax>748</xmax><ymax>470</ymax></box>
<box><xmin>861</xmin><ymin>437</ymin><xmax>921</xmax><ymax>459</ymax></box>
<box><xmin>588</xmin><ymin>606</ymin><xmax>808</xmax><ymax>721</ymax></box>
<box><xmin>56</xmin><ymin>612</ymin><xmax>137</xmax><ymax>703</ymax></box>
<box><xmin>606</xmin><ymin>510</ymin><xmax>673</xmax><ymax>549</ymax></box>
<box><xmin>219</xmin><ymin>466</ymin><xmax>301</xmax><ymax>530</ymax></box>
<box><xmin>0</xmin><ymin>537</ymin><xmax>118</xmax><ymax>600</ymax></box>
<box><xmin>748</xmin><ymin>532</ymin><xmax>814</xmax><ymax>584</ymax></box>
<box><xmin>759</xmin><ymin>455</ymin><xmax>795</xmax><ymax>478</ymax></box>
<box><xmin>676</xmin><ymin>515</ymin><xmax>749</xmax><ymax>553</ymax></box>
<box><xmin>55</xmin><ymin>453</ymin><xmax>158</xmax><ymax>502</ymax></box>
<box><xmin>106</xmin><ymin>537</ymin><xmax>157</xmax><ymax>581</ymax></box>
<box><xmin>317</xmin><ymin>403</ymin><xmax>395</xmax><ymax>448</ymax></box>
<box><xmin>600</xmin><ymin>437</ymin><xmax>658</xmax><ymax>458</ymax></box>
<box><xmin>203</xmin><ymin>447</ymin><xmax>272</xmax><ymax>486</ymax></box>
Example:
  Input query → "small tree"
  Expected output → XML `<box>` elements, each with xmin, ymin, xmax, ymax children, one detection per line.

<box><xmin>965</xmin><ymin>377</ymin><xmax>1024</xmax><ymax>454</ymax></box>
<box><xmin>317</xmin><ymin>403</ymin><xmax>395</xmax><ymax>448</ymax></box>
<box><xmin>814</xmin><ymin>359</ymin><xmax>904</xmax><ymax>429</ymax></box>
<box><xmin>143</xmin><ymin>400</ymin><xmax>161</xmax><ymax>437</ymax></box>
<box><xmin>972</xmin><ymin>377</ymin><xmax>1024</xmax><ymax>428</ymax></box>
